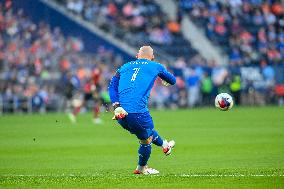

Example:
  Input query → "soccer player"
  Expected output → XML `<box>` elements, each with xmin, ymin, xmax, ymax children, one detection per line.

<box><xmin>83</xmin><ymin>68</ymin><xmax>103</xmax><ymax>124</ymax></box>
<box><xmin>68</xmin><ymin>68</ymin><xmax>103</xmax><ymax>124</ymax></box>
<box><xmin>108</xmin><ymin>46</ymin><xmax>176</xmax><ymax>174</ymax></box>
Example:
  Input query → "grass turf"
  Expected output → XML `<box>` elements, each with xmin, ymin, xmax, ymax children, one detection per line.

<box><xmin>0</xmin><ymin>107</ymin><xmax>284</xmax><ymax>188</ymax></box>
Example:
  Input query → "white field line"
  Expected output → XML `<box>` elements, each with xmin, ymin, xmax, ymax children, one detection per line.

<box><xmin>179</xmin><ymin>174</ymin><xmax>284</xmax><ymax>177</ymax></box>
<box><xmin>1</xmin><ymin>174</ymin><xmax>284</xmax><ymax>177</ymax></box>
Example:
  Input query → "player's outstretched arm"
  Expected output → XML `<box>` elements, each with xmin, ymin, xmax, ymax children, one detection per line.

<box><xmin>158</xmin><ymin>69</ymin><xmax>176</xmax><ymax>86</ymax></box>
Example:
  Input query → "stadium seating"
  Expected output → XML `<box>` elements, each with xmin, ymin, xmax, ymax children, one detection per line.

<box><xmin>178</xmin><ymin>0</ymin><xmax>284</xmax><ymax>65</ymax></box>
<box><xmin>55</xmin><ymin>0</ymin><xmax>198</xmax><ymax>60</ymax></box>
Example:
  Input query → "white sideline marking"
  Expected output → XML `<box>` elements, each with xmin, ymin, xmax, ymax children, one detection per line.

<box><xmin>1</xmin><ymin>174</ymin><xmax>284</xmax><ymax>177</ymax></box>
<box><xmin>179</xmin><ymin>174</ymin><xmax>284</xmax><ymax>177</ymax></box>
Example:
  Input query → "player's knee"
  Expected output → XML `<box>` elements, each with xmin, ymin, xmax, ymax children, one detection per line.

<box><xmin>140</xmin><ymin>136</ymin><xmax>153</xmax><ymax>144</ymax></box>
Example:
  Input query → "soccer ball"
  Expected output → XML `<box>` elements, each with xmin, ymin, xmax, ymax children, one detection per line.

<box><xmin>215</xmin><ymin>93</ymin><xmax>234</xmax><ymax>111</ymax></box>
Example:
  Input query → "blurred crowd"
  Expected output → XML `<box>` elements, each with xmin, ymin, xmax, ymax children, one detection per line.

<box><xmin>0</xmin><ymin>4</ymin><xmax>122</xmax><ymax>113</ymax></box>
<box><xmin>56</xmin><ymin>0</ymin><xmax>198</xmax><ymax>60</ymax></box>
<box><xmin>178</xmin><ymin>0</ymin><xmax>284</xmax><ymax>65</ymax></box>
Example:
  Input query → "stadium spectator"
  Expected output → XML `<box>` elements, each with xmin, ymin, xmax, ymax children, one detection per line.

<box><xmin>201</xmin><ymin>72</ymin><xmax>213</xmax><ymax>106</ymax></box>
<box><xmin>185</xmin><ymin>68</ymin><xmax>200</xmax><ymax>107</ymax></box>
<box><xmin>230</xmin><ymin>75</ymin><xmax>241</xmax><ymax>105</ymax></box>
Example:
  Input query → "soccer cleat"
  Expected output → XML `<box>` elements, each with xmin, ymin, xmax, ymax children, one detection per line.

<box><xmin>163</xmin><ymin>140</ymin><xmax>175</xmax><ymax>156</ymax></box>
<box><xmin>133</xmin><ymin>166</ymin><xmax>159</xmax><ymax>175</ymax></box>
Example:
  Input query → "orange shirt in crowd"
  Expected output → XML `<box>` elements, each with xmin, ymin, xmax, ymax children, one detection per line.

<box><xmin>60</xmin><ymin>58</ymin><xmax>70</xmax><ymax>71</ymax></box>
<box><xmin>271</xmin><ymin>2</ymin><xmax>284</xmax><ymax>16</ymax></box>
<box><xmin>167</xmin><ymin>21</ymin><xmax>181</xmax><ymax>33</ymax></box>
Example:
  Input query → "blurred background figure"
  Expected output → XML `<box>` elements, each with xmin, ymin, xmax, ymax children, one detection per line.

<box><xmin>185</xmin><ymin>68</ymin><xmax>200</xmax><ymax>107</ymax></box>
<box><xmin>201</xmin><ymin>72</ymin><xmax>213</xmax><ymax>106</ymax></box>
<box><xmin>230</xmin><ymin>74</ymin><xmax>241</xmax><ymax>106</ymax></box>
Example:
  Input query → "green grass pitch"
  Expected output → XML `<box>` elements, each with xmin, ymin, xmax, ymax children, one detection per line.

<box><xmin>0</xmin><ymin>107</ymin><xmax>284</xmax><ymax>188</ymax></box>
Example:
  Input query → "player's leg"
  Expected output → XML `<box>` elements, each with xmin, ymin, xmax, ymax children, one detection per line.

<box><xmin>117</xmin><ymin>113</ymin><xmax>167</xmax><ymax>174</ymax></box>
<box><xmin>136</xmin><ymin>136</ymin><xmax>153</xmax><ymax>172</ymax></box>
<box><xmin>118</xmin><ymin>114</ymin><xmax>152</xmax><ymax>168</ymax></box>
<box><xmin>152</xmin><ymin>129</ymin><xmax>175</xmax><ymax>156</ymax></box>
<box><xmin>68</xmin><ymin>93</ymin><xmax>83</xmax><ymax>124</ymax></box>
<box><xmin>119</xmin><ymin>113</ymin><xmax>158</xmax><ymax>174</ymax></box>
<box><xmin>141</xmin><ymin>112</ymin><xmax>175</xmax><ymax>155</ymax></box>
<box><xmin>92</xmin><ymin>103</ymin><xmax>102</xmax><ymax>124</ymax></box>
<box><xmin>152</xmin><ymin>129</ymin><xmax>163</xmax><ymax>146</ymax></box>
<box><xmin>73</xmin><ymin>106</ymin><xmax>81</xmax><ymax>116</ymax></box>
<box><xmin>92</xmin><ymin>95</ymin><xmax>102</xmax><ymax>124</ymax></box>
<box><xmin>69</xmin><ymin>103</ymin><xmax>80</xmax><ymax>124</ymax></box>
<box><xmin>133</xmin><ymin>135</ymin><xmax>160</xmax><ymax>175</ymax></box>
<box><xmin>132</xmin><ymin>113</ymin><xmax>162</xmax><ymax>174</ymax></box>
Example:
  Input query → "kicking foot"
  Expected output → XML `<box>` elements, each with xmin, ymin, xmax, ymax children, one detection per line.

<box><xmin>162</xmin><ymin>140</ymin><xmax>175</xmax><ymax>156</ymax></box>
<box><xmin>133</xmin><ymin>166</ymin><xmax>159</xmax><ymax>175</ymax></box>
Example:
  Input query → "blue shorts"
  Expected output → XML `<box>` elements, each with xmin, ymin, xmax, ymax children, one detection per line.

<box><xmin>117</xmin><ymin>111</ymin><xmax>154</xmax><ymax>140</ymax></box>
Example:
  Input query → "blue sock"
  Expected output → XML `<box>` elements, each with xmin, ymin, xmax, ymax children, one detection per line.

<box><xmin>152</xmin><ymin>130</ymin><xmax>163</xmax><ymax>147</ymax></box>
<box><xmin>138</xmin><ymin>144</ymin><xmax>151</xmax><ymax>166</ymax></box>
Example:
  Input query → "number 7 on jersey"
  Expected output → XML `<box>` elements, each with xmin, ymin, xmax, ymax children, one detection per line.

<box><xmin>131</xmin><ymin>68</ymin><xmax>140</xmax><ymax>81</ymax></box>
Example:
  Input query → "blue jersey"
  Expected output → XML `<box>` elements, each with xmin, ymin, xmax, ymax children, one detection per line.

<box><xmin>109</xmin><ymin>59</ymin><xmax>176</xmax><ymax>113</ymax></box>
